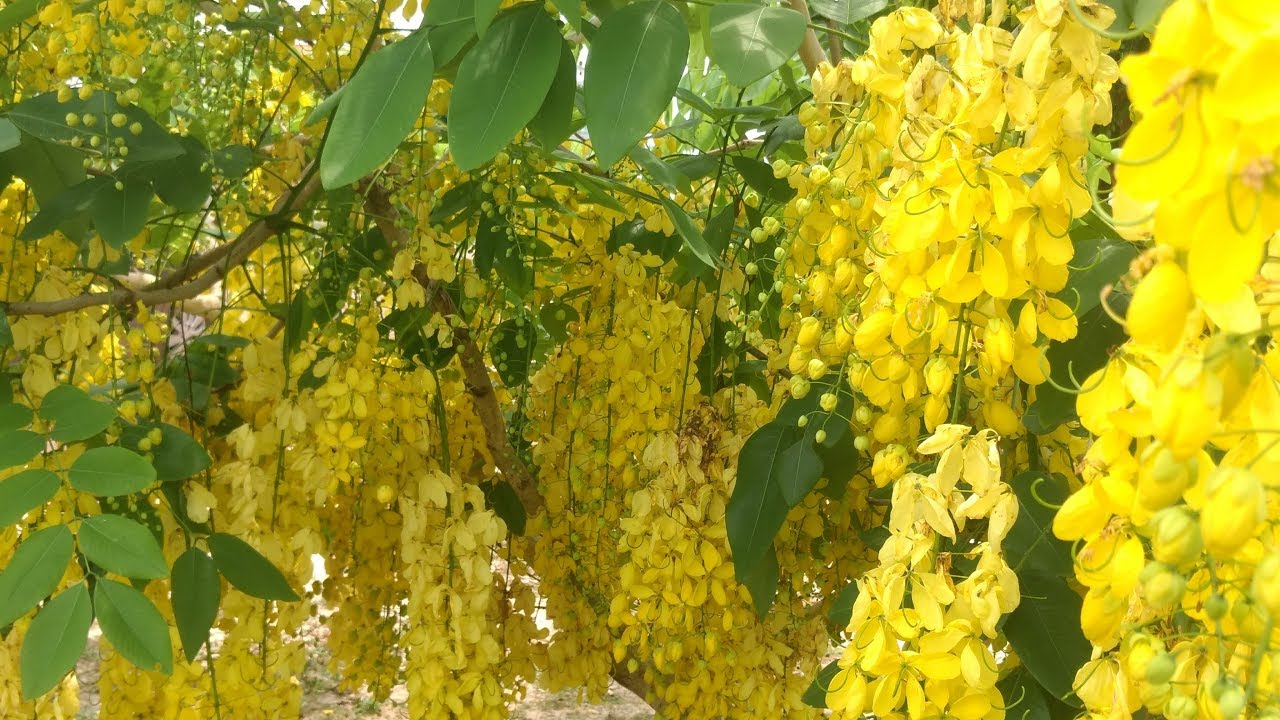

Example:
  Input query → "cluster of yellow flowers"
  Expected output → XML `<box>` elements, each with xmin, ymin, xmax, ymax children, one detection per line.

<box><xmin>7</xmin><ymin>0</ymin><xmax>1280</xmax><ymax>718</ymax></box>
<box><xmin>829</xmin><ymin>425</ymin><xmax>1018</xmax><ymax>718</ymax></box>
<box><xmin>783</xmin><ymin>0</ymin><xmax>1113</xmax><ymax>446</ymax></box>
<box><xmin>518</xmin><ymin>209</ymin><xmax>841</xmax><ymax>714</ymax></box>
<box><xmin>772</xmin><ymin>2</ymin><xmax>1144</xmax><ymax>718</ymax></box>
<box><xmin>1052</xmin><ymin>2</ymin><xmax>1280</xmax><ymax>717</ymax></box>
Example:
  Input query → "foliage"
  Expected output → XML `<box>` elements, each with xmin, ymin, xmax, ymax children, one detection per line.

<box><xmin>0</xmin><ymin>0</ymin><xmax>1278</xmax><ymax>719</ymax></box>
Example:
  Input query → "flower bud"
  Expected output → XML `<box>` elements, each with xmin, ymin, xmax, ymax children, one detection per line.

<box><xmin>1140</xmin><ymin>562</ymin><xmax>1186</xmax><ymax>610</ymax></box>
<box><xmin>871</xmin><ymin>444</ymin><xmax>909</xmax><ymax>487</ymax></box>
<box><xmin>1205</xmin><ymin>334</ymin><xmax>1256</xmax><ymax>415</ymax></box>
<box><xmin>1200</xmin><ymin>466</ymin><xmax>1264</xmax><ymax>557</ymax></box>
<box><xmin>796</xmin><ymin>317</ymin><xmax>821</xmax><ymax>350</ymax></box>
<box><xmin>1145</xmin><ymin>653</ymin><xmax>1176</xmax><ymax>685</ymax></box>
<box><xmin>1251</xmin><ymin>552</ymin><xmax>1280</xmax><ymax>617</ymax></box>
<box><xmin>807</xmin><ymin>358</ymin><xmax>828</xmax><ymax>380</ymax></box>
<box><xmin>924</xmin><ymin>356</ymin><xmax>953</xmax><ymax>397</ymax></box>
<box><xmin>1149</xmin><ymin>505</ymin><xmax>1203</xmax><ymax>567</ymax></box>
<box><xmin>1136</xmin><ymin>444</ymin><xmax>1197</xmax><ymax>511</ymax></box>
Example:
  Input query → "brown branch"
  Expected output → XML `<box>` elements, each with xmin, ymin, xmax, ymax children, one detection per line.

<box><xmin>360</xmin><ymin>185</ymin><xmax>544</xmax><ymax>518</ymax></box>
<box><xmin>827</xmin><ymin>19</ymin><xmax>845</xmax><ymax>64</ymax></box>
<box><xmin>3</xmin><ymin>163</ymin><xmax>321</xmax><ymax>317</ymax></box>
<box><xmin>788</xmin><ymin>0</ymin><xmax>829</xmax><ymax>75</ymax></box>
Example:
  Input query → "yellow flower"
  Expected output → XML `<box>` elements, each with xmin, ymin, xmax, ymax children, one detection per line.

<box><xmin>1126</xmin><ymin>261</ymin><xmax>1192</xmax><ymax>351</ymax></box>
<box><xmin>1200</xmin><ymin>466</ymin><xmax>1264</xmax><ymax>557</ymax></box>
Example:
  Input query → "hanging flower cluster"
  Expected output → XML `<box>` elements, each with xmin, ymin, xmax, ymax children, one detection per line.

<box><xmin>828</xmin><ymin>425</ymin><xmax>1018</xmax><ymax>719</ymax></box>
<box><xmin>1053</xmin><ymin>2</ymin><xmax>1280</xmax><ymax>717</ymax></box>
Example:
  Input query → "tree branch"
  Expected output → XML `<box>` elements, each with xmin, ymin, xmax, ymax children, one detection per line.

<box><xmin>788</xmin><ymin>0</ymin><xmax>829</xmax><ymax>75</ymax></box>
<box><xmin>359</xmin><ymin>185</ymin><xmax>544</xmax><ymax>518</ymax></box>
<box><xmin>3</xmin><ymin>163</ymin><xmax>321</xmax><ymax>317</ymax></box>
<box><xmin>827</xmin><ymin>19</ymin><xmax>845</xmax><ymax>64</ymax></box>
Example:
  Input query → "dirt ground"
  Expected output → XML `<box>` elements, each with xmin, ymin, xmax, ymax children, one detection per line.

<box><xmin>73</xmin><ymin>627</ymin><xmax>653</xmax><ymax>720</ymax></box>
<box><xmin>73</xmin><ymin>556</ymin><xmax>655</xmax><ymax>719</ymax></box>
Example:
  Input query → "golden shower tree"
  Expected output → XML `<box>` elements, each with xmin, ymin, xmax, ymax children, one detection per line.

<box><xmin>1</xmin><ymin>0</ymin><xmax>1278</xmax><ymax>718</ymax></box>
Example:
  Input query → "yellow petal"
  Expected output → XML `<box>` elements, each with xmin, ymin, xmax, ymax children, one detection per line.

<box><xmin>1216</xmin><ymin>37</ymin><xmax>1280</xmax><ymax>123</ymax></box>
<box><xmin>910</xmin><ymin>652</ymin><xmax>961</xmax><ymax>681</ymax></box>
<box><xmin>1187</xmin><ymin>195</ymin><xmax>1265</xmax><ymax>303</ymax></box>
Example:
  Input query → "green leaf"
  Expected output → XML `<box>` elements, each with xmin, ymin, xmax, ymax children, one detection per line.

<box><xmin>94</xmin><ymin>578</ymin><xmax>174</xmax><ymax>674</ymax></box>
<box><xmin>1006</xmin><ymin>471</ymin><xmax>1075</xmax><ymax>577</ymax></box>
<box><xmin>0</xmin><ymin>118</ymin><xmax>19</xmax><ymax>153</ymax></box>
<box><xmin>547</xmin><ymin>170</ymin><xmax>628</xmax><ymax>213</ymax></box>
<box><xmin>17</xmin><ymin>176</ymin><xmax>104</xmax><ymax>242</ymax></box>
<box><xmin>606</xmin><ymin>217</ymin><xmax>681</xmax><ymax>259</ymax></box>
<box><xmin>78</xmin><ymin>514</ymin><xmax>169</xmax><ymax>580</ymax></box>
<box><xmin>807</xmin><ymin>0</ymin><xmax>886</xmax><ymax>24</ymax></box>
<box><xmin>0</xmin><ymin>469</ymin><xmax>61</xmax><ymax>527</ymax></box>
<box><xmin>38</xmin><ymin>384</ymin><xmax>117</xmax><ymax>443</ymax></box>
<box><xmin>0</xmin><ymin>136</ymin><xmax>87</xmax><ymax>213</ymax></box>
<box><xmin>776</xmin><ymin>434</ymin><xmax>823</xmax><ymax>506</ymax></box>
<box><xmin>427</xmin><ymin>18</ymin><xmax>478</xmax><ymax>69</ymax></box>
<box><xmin>528</xmin><ymin>42</ymin><xmax>578</xmax><ymax>149</ymax></box>
<box><xmin>761</xmin><ymin>114</ymin><xmax>804</xmax><ymax>156</ymax></box>
<box><xmin>135</xmin><ymin>136</ymin><xmax>213</xmax><ymax>212</ymax></box>
<box><xmin>708</xmin><ymin>5</ymin><xmax>806</xmax><ymax>87</ymax></box>
<box><xmin>539</xmin><ymin>301</ymin><xmax>579</xmax><ymax>342</ymax></box>
<box><xmin>1003</xmin><ymin>571</ymin><xmax>1089</xmax><ymax>708</ymax></box>
<box><xmin>0</xmin><ymin>0</ymin><xmax>42</xmax><ymax>33</ymax></box>
<box><xmin>488</xmin><ymin>318</ymin><xmax>539</xmax><ymax>387</ymax></box>
<box><xmin>659</xmin><ymin>197</ymin><xmax>721</xmax><ymax>270</ymax></box>
<box><xmin>802</xmin><ymin>659</ymin><xmax>841</xmax><ymax>709</ymax></box>
<box><xmin>0</xmin><ymin>525</ymin><xmax>73</xmax><ymax>628</ymax></box>
<box><xmin>171</xmin><ymin>548</ymin><xmax>221</xmax><ymax>662</ymax></box>
<box><xmin>91</xmin><ymin>176</ymin><xmax>153</xmax><ymax>248</ymax></box>
<box><xmin>0</xmin><ymin>309</ymin><xmax>11</xmax><ymax>347</ymax></box>
<box><xmin>726</xmin><ymin>421</ymin><xmax>794</xmax><ymax>579</ymax></box>
<box><xmin>997</xmin><ymin>668</ymin><xmax>1053</xmax><ymax>720</ymax></box>
<box><xmin>120</xmin><ymin>423</ymin><xmax>211</xmax><ymax>482</ymax></box>
<box><xmin>210</xmin><ymin>145</ymin><xmax>256</xmax><ymax>179</ymax></box>
<box><xmin>6</xmin><ymin>93</ymin><xmax>182</xmax><ymax>162</ymax></box>
<box><xmin>473</xmin><ymin>0</ymin><xmax>501</xmax><ymax>35</ymax></box>
<box><xmin>741</xmin><ymin>543</ymin><xmax>778</xmax><ymax>617</ymax></box>
<box><xmin>166</xmin><ymin>343</ymin><xmax>240</xmax><ymax>412</ymax></box>
<box><xmin>0</xmin><ymin>429</ymin><xmax>44</xmax><ymax>470</ymax></box>
<box><xmin>302</xmin><ymin>84</ymin><xmax>347</xmax><ymax>127</ymax></box>
<box><xmin>816</xmin><ymin>429</ymin><xmax>861</xmax><ymax>498</ymax></box>
<box><xmin>553</xmin><ymin>0</ymin><xmax>580</xmax><ymax>30</ymax></box>
<box><xmin>630</xmin><ymin>146</ymin><xmax>692</xmax><ymax>195</ymax></box>
<box><xmin>68</xmin><ymin>447</ymin><xmax>157</xmax><ymax>497</ymax></box>
<box><xmin>320</xmin><ymin>27</ymin><xmax>435</xmax><ymax>189</ymax></box>
<box><xmin>776</xmin><ymin>372</ymin><xmax>854</xmax><ymax>448</ymax></box>
<box><xmin>1131</xmin><ymin>0</ymin><xmax>1172</xmax><ymax>30</ymax></box>
<box><xmin>584</xmin><ymin>0</ymin><xmax>689</xmax><ymax>167</ymax></box>
<box><xmin>826</xmin><ymin>580</ymin><xmax>859</xmax><ymax>632</ymax></box>
<box><xmin>0</xmin><ymin>402</ymin><xmax>32</xmax><ymax>431</ymax></box>
<box><xmin>20</xmin><ymin>583</ymin><xmax>92</xmax><ymax>700</ymax></box>
<box><xmin>449</xmin><ymin>7</ymin><xmax>563</xmax><ymax>171</ymax></box>
<box><xmin>1054</xmin><ymin>235</ymin><xmax>1136</xmax><ymax>318</ymax></box>
<box><xmin>99</xmin><ymin>494</ymin><xmax>166</xmax><ymax>549</ymax></box>
<box><xmin>206</xmin><ymin>533</ymin><xmax>299</xmax><ymax>601</ymax></box>
<box><xmin>426</xmin><ymin>0</ymin><xmax>478</xmax><ymax>69</ymax></box>
<box><xmin>667</xmin><ymin>153</ymin><xmax>719</xmax><ymax>181</ymax></box>
<box><xmin>732</xmin><ymin>155</ymin><xmax>795</xmax><ymax>203</ymax></box>
<box><xmin>481</xmin><ymin>480</ymin><xmax>526</xmax><ymax>535</ymax></box>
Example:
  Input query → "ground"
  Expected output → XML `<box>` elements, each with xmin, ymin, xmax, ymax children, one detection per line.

<box><xmin>73</xmin><ymin>620</ymin><xmax>654</xmax><ymax>720</ymax></box>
